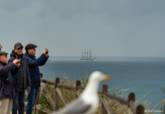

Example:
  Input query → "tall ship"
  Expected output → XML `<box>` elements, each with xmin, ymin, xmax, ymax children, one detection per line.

<box><xmin>80</xmin><ymin>49</ymin><xmax>96</xmax><ymax>61</ymax></box>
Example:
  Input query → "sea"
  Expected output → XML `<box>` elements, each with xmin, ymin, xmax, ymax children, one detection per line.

<box><xmin>40</xmin><ymin>59</ymin><xmax>165</xmax><ymax>111</ymax></box>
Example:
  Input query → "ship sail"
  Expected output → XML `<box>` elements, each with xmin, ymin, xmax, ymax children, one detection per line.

<box><xmin>80</xmin><ymin>49</ymin><xmax>95</xmax><ymax>61</ymax></box>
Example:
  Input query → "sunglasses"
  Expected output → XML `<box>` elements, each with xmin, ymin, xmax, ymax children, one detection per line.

<box><xmin>16</xmin><ymin>47</ymin><xmax>23</xmax><ymax>50</ymax></box>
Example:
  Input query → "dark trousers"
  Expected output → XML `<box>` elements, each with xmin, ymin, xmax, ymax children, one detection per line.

<box><xmin>26</xmin><ymin>87</ymin><xmax>39</xmax><ymax>114</ymax></box>
<box><xmin>12</xmin><ymin>91</ymin><xmax>25</xmax><ymax>114</ymax></box>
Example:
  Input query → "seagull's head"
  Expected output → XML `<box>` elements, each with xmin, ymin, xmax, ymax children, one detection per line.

<box><xmin>81</xmin><ymin>71</ymin><xmax>111</xmax><ymax>99</ymax></box>
<box><xmin>89</xmin><ymin>71</ymin><xmax>111</xmax><ymax>83</ymax></box>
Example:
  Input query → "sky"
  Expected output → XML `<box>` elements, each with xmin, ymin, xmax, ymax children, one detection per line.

<box><xmin>0</xmin><ymin>0</ymin><xmax>165</xmax><ymax>57</ymax></box>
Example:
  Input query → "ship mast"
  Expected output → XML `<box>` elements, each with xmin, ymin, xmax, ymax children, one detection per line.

<box><xmin>80</xmin><ymin>49</ymin><xmax>95</xmax><ymax>61</ymax></box>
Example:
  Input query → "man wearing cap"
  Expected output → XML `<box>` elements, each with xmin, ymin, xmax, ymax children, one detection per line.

<box><xmin>0</xmin><ymin>51</ymin><xmax>20</xmax><ymax>114</ymax></box>
<box><xmin>9</xmin><ymin>42</ymin><xmax>31</xmax><ymax>114</ymax></box>
<box><xmin>24</xmin><ymin>43</ymin><xmax>49</xmax><ymax>114</ymax></box>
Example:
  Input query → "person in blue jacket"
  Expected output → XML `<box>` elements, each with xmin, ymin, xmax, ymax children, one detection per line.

<box><xmin>24</xmin><ymin>43</ymin><xmax>49</xmax><ymax>114</ymax></box>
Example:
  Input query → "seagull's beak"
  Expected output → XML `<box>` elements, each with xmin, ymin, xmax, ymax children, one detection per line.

<box><xmin>103</xmin><ymin>74</ymin><xmax>111</xmax><ymax>80</ymax></box>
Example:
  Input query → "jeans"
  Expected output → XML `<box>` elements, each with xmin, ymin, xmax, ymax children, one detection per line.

<box><xmin>26</xmin><ymin>87</ymin><xmax>39</xmax><ymax>114</ymax></box>
<box><xmin>12</xmin><ymin>91</ymin><xmax>25</xmax><ymax>114</ymax></box>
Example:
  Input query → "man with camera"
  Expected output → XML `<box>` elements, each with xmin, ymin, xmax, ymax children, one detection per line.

<box><xmin>24</xmin><ymin>43</ymin><xmax>49</xmax><ymax>114</ymax></box>
<box><xmin>9</xmin><ymin>42</ymin><xmax>31</xmax><ymax>114</ymax></box>
<box><xmin>0</xmin><ymin>51</ymin><xmax>20</xmax><ymax>114</ymax></box>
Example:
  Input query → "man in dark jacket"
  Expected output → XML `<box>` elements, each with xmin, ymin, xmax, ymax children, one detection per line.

<box><xmin>0</xmin><ymin>51</ymin><xmax>20</xmax><ymax>114</ymax></box>
<box><xmin>9</xmin><ymin>42</ymin><xmax>31</xmax><ymax>114</ymax></box>
<box><xmin>24</xmin><ymin>43</ymin><xmax>49</xmax><ymax>114</ymax></box>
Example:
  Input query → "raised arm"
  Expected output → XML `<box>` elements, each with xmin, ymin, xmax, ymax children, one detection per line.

<box><xmin>37</xmin><ymin>54</ymin><xmax>49</xmax><ymax>66</ymax></box>
<box><xmin>0</xmin><ymin>63</ymin><xmax>16</xmax><ymax>76</ymax></box>
<box><xmin>24</xmin><ymin>54</ymin><xmax>49</xmax><ymax>67</ymax></box>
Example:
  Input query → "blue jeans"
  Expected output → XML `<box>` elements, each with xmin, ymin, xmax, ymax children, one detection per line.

<box><xmin>12</xmin><ymin>91</ymin><xmax>25</xmax><ymax>114</ymax></box>
<box><xmin>26</xmin><ymin>87</ymin><xmax>39</xmax><ymax>114</ymax></box>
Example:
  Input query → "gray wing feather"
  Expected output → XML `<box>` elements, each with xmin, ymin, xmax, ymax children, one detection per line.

<box><xmin>52</xmin><ymin>99</ymin><xmax>91</xmax><ymax>114</ymax></box>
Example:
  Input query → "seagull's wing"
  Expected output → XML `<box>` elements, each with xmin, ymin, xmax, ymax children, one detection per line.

<box><xmin>51</xmin><ymin>98</ymin><xmax>92</xmax><ymax>114</ymax></box>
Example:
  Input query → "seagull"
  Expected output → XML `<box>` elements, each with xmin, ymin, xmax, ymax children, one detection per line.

<box><xmin>51</xmin><ymin>71</ymin><xmax>111</xmax><ymax>114</ymax></box>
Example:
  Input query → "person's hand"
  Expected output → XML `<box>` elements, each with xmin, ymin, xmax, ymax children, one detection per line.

<box><xmin>13</xmin><ymin>59</ymin><xmax>21</xmax><ymax>67</ymax></box>
<box><xmin>43</xmin><ymin>48</ymin><xmax>49</xmax><ymax>57</ymax></box>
